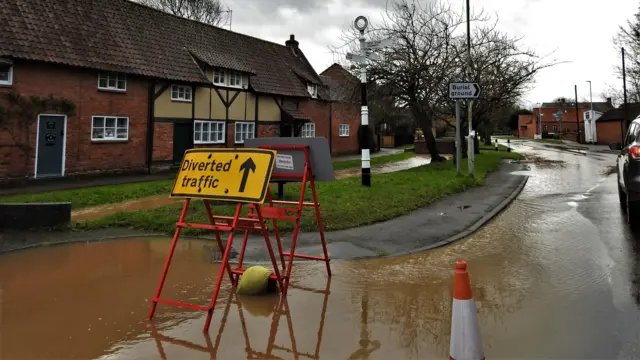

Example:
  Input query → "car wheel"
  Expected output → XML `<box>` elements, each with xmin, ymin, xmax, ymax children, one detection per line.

<box><xmin>619</xmin><ymin>182</ymin><xmax>627</xmax><ymax>209</ymax></box>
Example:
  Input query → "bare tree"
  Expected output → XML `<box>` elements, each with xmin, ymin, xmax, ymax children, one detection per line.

<box><xmin>614</xmin><ymin>4</ymin><xmax>640</xmax><ymax>104</ymax></box>
<box><xmin>333</xmin><ymin>0</ymin><xmax>558</xmax><ymax>159</ymax></box>
<box><xmin>442</xmin><ymin>16</ymin><xmax>559</xmax><ymax>145</ymax></box>
<box><xmin>141</xmin><ymin>0</ymin><xmax>230</xmax><ymax>27</ymax></box>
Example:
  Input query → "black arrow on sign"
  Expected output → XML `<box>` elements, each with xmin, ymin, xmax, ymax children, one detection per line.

<box><xmin>238</xmin><ymin>157</ymin><xmax>256</xmax><ymax>193</ymax></box>
<box><xmin>473</xmin><ymin>83</ymin><xmax>480</xmax><ymax>97</ymax></box>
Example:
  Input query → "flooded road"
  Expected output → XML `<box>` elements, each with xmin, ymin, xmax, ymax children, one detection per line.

<box><xmin>2</xmin><ymin>142</ymin><xmax>640</xmax><ymax>359</ymax></box>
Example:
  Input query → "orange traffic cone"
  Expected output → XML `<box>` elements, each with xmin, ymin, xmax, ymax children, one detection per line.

<box><xmin>450</xmin><ymin>260</ymin><xmax>485</xmax><ymax>360</ymax></box>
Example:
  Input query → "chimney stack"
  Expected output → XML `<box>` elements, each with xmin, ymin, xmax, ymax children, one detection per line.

<box><xmin>606</xmin><ymin>97</ymin><xmax>612</xmax><ymax>106</ymax></box>
<box><xmin>285</xmin><ymin>34</ymin><xmax>299</xmax><ymax>51</ymax></box>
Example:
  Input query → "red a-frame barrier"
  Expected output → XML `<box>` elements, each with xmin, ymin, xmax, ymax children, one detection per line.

<box><xmin>148</xmin><ymin>146</ymin><xmax>331</xmax><ymax>332</ymax></box>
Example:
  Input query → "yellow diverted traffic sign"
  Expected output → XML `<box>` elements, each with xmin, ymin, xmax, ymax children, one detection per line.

<box><xmin>170</xmin><ymin>148</ymin><xmax>276</xmax><ymax>204</ymax></box>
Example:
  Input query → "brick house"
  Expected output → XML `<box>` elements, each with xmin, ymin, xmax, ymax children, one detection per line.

<box><xmin>0</xmin><ymin>0</ymin><xmax>360</xmax><ymax>182</ymax></box>
<box><xmin>595</xmin><ymin>103</ymin><xmax>640</xmax><ymax>145</ymax></box>
<box><xmin>526</xmin><ymin>99</ymin><xmax>614</xmax><ymax>141</ymax></box>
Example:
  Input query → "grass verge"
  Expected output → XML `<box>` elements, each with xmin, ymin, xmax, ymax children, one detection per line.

<box><xmin>73</xmin><ymin>150</ymin><xmax>522</xmax><ymax>234</ymax></box>
<box><xmin>0</xmin><ymin>152</ymin><xmax>416</xmax><ymax>209</ymax></box>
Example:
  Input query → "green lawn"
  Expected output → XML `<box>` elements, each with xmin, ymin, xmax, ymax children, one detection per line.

<box><xmin>492</xmin><ymin>135</ymin><xmax>520</xmax><ymax>140</ymax></box>
<box><xmin>74</xmin><ymin>150</ymin><xmax>522</xmax><ymax>234</ymax></box>
<box><xmin>0</xmin><ymin>152</ymin><xmax>416</xmax><ymax>209</ymax></box>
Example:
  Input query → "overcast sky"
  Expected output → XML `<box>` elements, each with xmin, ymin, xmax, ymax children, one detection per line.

<box><xmin>224</xmin><ymin>0</ymin><xmax>638</xmax><ymax>107</ymax></box>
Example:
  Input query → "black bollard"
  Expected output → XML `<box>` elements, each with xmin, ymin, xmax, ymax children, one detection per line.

<box><xmin>495</xmin><ymin>139</ymin><xmax>498</xmax><ymax>151</ymax></box>
<box><xmin>507</xmin><ymin>139</ymin><xmax>511</xmax><ymax>152</ymax></box>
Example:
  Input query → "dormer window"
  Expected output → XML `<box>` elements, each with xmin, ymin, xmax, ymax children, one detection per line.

<box><xmin>98</xmin><ymin>71</ymin><xmax>126</xmax><ymax>91</ymax></box>
<box><xmin>212</xmin><ymin>68</ymin><xmax>243</xmax><ymax>89</ymax></box>
<box><xmin>0</xmin><ymin>63</ymin><xmax>13</xmax><ymax>86</ymax></box>
<box><xmin>307</xmin><ymin>83</ymin><xmax>317</xmax><ymax>98</ymax></box>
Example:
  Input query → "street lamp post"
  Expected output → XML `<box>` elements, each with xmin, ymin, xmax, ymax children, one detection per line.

<box><xmin>466</xmin><ymin>0</ymin><xmax>475</xmax><ymax>177</ymax></box>
<box><xmin>587</xmin><ymin>80</ymin><xmax>593</xmax><ymax>143</ymax></box>
<box><xmin>354</xmin><ymin>16</ymin><xmax>371</xmax><ymax>187</ymax></box>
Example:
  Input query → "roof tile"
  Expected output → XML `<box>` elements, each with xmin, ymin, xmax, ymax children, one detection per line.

<box><xmin>1</xmin><ymin>0</ymin><xmax>323</xmax><ymax>95</ymax></box>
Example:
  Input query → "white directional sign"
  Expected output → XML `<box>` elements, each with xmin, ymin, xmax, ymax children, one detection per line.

<box><xmin>449</xmin><ymin>82</ymin><xmax>481</xmax><ymax>99</ymax></box>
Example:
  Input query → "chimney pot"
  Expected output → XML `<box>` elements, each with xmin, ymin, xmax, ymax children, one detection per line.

<box><xmin>285</xmin><ymin>34</ymin><xmax>299</xmax><ymax>54</ymax></box>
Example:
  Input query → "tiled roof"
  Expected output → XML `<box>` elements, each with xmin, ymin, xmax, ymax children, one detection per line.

<box><xmin>0</xmin><ymin>0</ymin><xmax>323</xmax><ymax>96</ymax></box>
<box><xmin>598</xmin><ymin>103</ymin><xmax>640</xmax><ymax>122</ymax></box>
<box><xmin>541</xmin><ymin>101</ymin><xmax>614</xmax><ymax>113</ymax></box>
<box><xmin>319</xmin><ymin>64</ymin><xmax>359</xmax><ymax>102</ymax></box>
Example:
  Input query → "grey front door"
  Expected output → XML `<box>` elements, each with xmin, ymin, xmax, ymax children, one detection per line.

<box><xmin>36</xmin><ymin>115</ymin><xmax>66</xmax><ymax>177</ymax></box>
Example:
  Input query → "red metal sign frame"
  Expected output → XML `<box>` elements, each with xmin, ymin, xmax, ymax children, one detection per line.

<box><xmin>148</xmin><ymin>144</ymin><xmax>331</xmax><ymax>332</ymax></box>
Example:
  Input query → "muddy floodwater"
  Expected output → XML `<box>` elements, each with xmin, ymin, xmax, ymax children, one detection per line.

<box><xmin>2</xmin><ymin>144</ymin><xmax>640</xmax><ymax>359</ymax></box>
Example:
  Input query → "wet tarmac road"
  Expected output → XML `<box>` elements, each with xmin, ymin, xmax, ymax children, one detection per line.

<box><xmin>1</xmin><ymin>142</ymin><xmax>640</xmax><ymax>359</ymax></box>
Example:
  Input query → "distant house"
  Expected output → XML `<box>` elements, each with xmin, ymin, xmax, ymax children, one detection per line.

<box><xmin>595</xmin><ymin>103</ymin><xmax>640</xmax><ymax>145</ymax></box>
<box><xmin>528</xmin><ymin>99</ymin><xmax>614</xmax><ymax>142</ymax></box>
<box><xmin>0</xmin><ymin>0</ymin><xmax>360</xmax><ymax>182</ymax></box>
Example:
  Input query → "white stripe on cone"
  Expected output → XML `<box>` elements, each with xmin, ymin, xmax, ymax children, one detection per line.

<box><xmin>450</xmin><ymin>299</ymin><xmax>484</xmax><ymax>360</ymax></box>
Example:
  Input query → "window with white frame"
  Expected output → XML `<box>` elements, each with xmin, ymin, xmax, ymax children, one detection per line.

<box><xmin>212</xmin><ymin>68</ymin><xmax>244</xmax><ymax>88</ymax></box>
<box><xmin>213</xmin><ymin>69</ymin><xmax>226</xmax><ymax>86</ymax></box>
<box><xmin>0</xmin><ymin>64</ymin><xmax>13</xmax><ymax>85</ymax></box>
<box><xmin>585</xmin><ymin>111</ymin><xmax>591</xmax><ymax>120</ymax></box>
<box><xmin>171</xmin><ymin>85</ymin><xmax>192</xmax><ymax>102</ymax></box>
<box><xmin>307</xmin><ymin>83</ymin><xmax>317</xmax><ymax>98</ymax></box>
<box><xmin>235</xmin><ymin>121</ymin><xmax>255</xmax><ymax>143</ymax></box>
<box><xmin>301</xmin><ymin>123</ymin><xmax>315</xmax><ymax>137</ymax></box>
<box><xmin>92</xmin><ymin>116</ymin><xmax>129</xmax><ymax>140</ymax></box>
<box><xmin>339</xmin><ymin>124</ymin><xmax>349</xmax><ymax>137</ymax></box>
<box><xmin>228</xmin><ymin>71</ymin><xmax>242</xmax><ymax>88</ymax></box>
<box><xmin>98</xmin><ymin>71</ymin><xmax>126</xmax><ymax>91</ymax></box>
<box><xmin>194</xmin><ymin>120</ymin><xmax>225</xmax><ymax>144</ymax></box>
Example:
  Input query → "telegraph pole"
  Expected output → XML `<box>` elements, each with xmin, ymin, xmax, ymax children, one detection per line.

<box><xmin>466</xmin><ymin>0</ymin><xmax>475</xmax><ymax>177</ymax></box>
<box><xmin>623</xmin><ymin>47</ymin><xmax>629</xmax><ymax>134</ymax></box>
<box><xmin>574</xmin><ymin>85</ymin><xmax>580</xmax><ymax>143</ymax></box>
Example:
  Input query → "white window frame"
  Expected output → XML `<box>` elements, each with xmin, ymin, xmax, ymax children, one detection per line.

<box><xmin>98</xmin><ymin>71</ymin><xmax>127</xmax><ymax>91</ymax></box>
<box><xmin>213</xmin><ymin>69</ymin><xmax>226</xmax><ymax>86</ymax></box>
<box><xmin>339</xmin><ymin>124</ymin><xmax>349</xmax><ymax>137</ymax></box>
<box><xmin>301</xmin><ymin>123</ymin><xmax>315</xmax><ymax>138</ymax></box>
<box><xmin>171</xmin><ymin>85</ymin><xmax>192</xmax><ymax>102</ymax></box>
<box><xmin>234</xmin><ymin>121</ymin><xmax>255</xmax><ymax>144</ymax></box>
<box><xmin>307</xmin><ymin>83</ymin><xmax>318</xmax><ymax>98</ymax></box>
<box><xmin>91</xmin><ymin>116</ymin><xmax>129</xmax><ymax>141</ymax></box>
<box><xmin>228</xmin><ymin>71</ymin><xmax>243</xmax><ymax>88</ymax></box>
<box><xmin>0</xmin><ymin>65</ymin><xmax>13</xmax><ymax>86</ymax></box>
<box><xmin>194</xmin><ymin>120</ymin><xmax>225</xmax><ymax>144</ymax></box>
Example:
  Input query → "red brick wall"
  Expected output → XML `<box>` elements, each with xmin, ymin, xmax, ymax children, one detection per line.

<box><xmin>0</xmin><ymin>60</ymin><xmax>149</xmax><ymax>179</ymax></box>
<box><xmin>331</xmin><ymin>102</ymin><xmax>360</xmax><ymax>154</ymax></box>
<box><xmin>299</xmin><ymin>99</ymin><xmax>330</xmax><ymax>140</ymax></box>
<box><xmin>597</xmin><ymin>121</ymin><xmax>625</xmax><ymax>145</ymax></box>
<box><xmin>153</xmin><ymin>123</ymin><xmax>173</xmax><ymax>161</ymax></box>
<box><xmin>258</xmin><ymin>123</ymin><xmax>279</xmax><ymax>138</ymax></box>
<box><xmin>532</xmin><ymin>107</ymin><xmax>588</xmax><ymax>133</ymax></box>
<box><xmin>518</xmin><ymin>114</ymin><xmax>537</xmax><ymax>138</ymax></box>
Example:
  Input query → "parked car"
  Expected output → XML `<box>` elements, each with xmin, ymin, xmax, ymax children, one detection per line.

<box><xmin>610</xmin><ymin>116</ymin><xmax>640</xmax><ymax>228</ymax></box>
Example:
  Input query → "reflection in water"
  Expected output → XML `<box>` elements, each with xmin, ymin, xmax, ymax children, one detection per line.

<box><xmin>148</xmin><ymin>279</ymin><xmax>332</xmax><ymax>359</ymax></box>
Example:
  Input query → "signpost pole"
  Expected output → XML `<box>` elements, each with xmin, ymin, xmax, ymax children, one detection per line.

<box><xmin>355</xmin><ymin>16</ymin><xmax>371</xmax><ymax>187</ymax></box>
<box><xmin>449</xmin><ymin>81</ymin><xmax>479</xmax><ymax>176</ymax></box>
<box><xmin>455</xmin><ymin>100</ymin><xmax>461</xmax><ymax>176</ymax></box>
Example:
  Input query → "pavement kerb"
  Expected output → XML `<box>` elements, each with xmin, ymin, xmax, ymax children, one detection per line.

<box><xmin>0</xmin><ymin>232</ymin><xmax>164</xmax><ymax>254</ymax></box>
<box><xmin>386</xmin><ymin>173</ymin><xmax>530</xmax><ymax>258</ymax></box>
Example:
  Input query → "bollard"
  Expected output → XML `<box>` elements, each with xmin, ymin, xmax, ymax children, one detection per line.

<box><xmin>495</xmin><ymin>139</ymin><xmax>498</xmax><ymax>151</ymax></box>
<box><xmin>507</xmin><ymin>139</ymin><xmax>511</xmax><ymax>152</ymax></box>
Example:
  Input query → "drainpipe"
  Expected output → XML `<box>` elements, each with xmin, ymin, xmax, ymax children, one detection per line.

<box><xmin>146</xmin><ymin>80</ymin><xmax>156</xmax><ymax>174</ymax></box>
<box><xmin>329</xmin><ymin>102</ymin><xmax>333</xmax><ymax>154</ymax></box>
